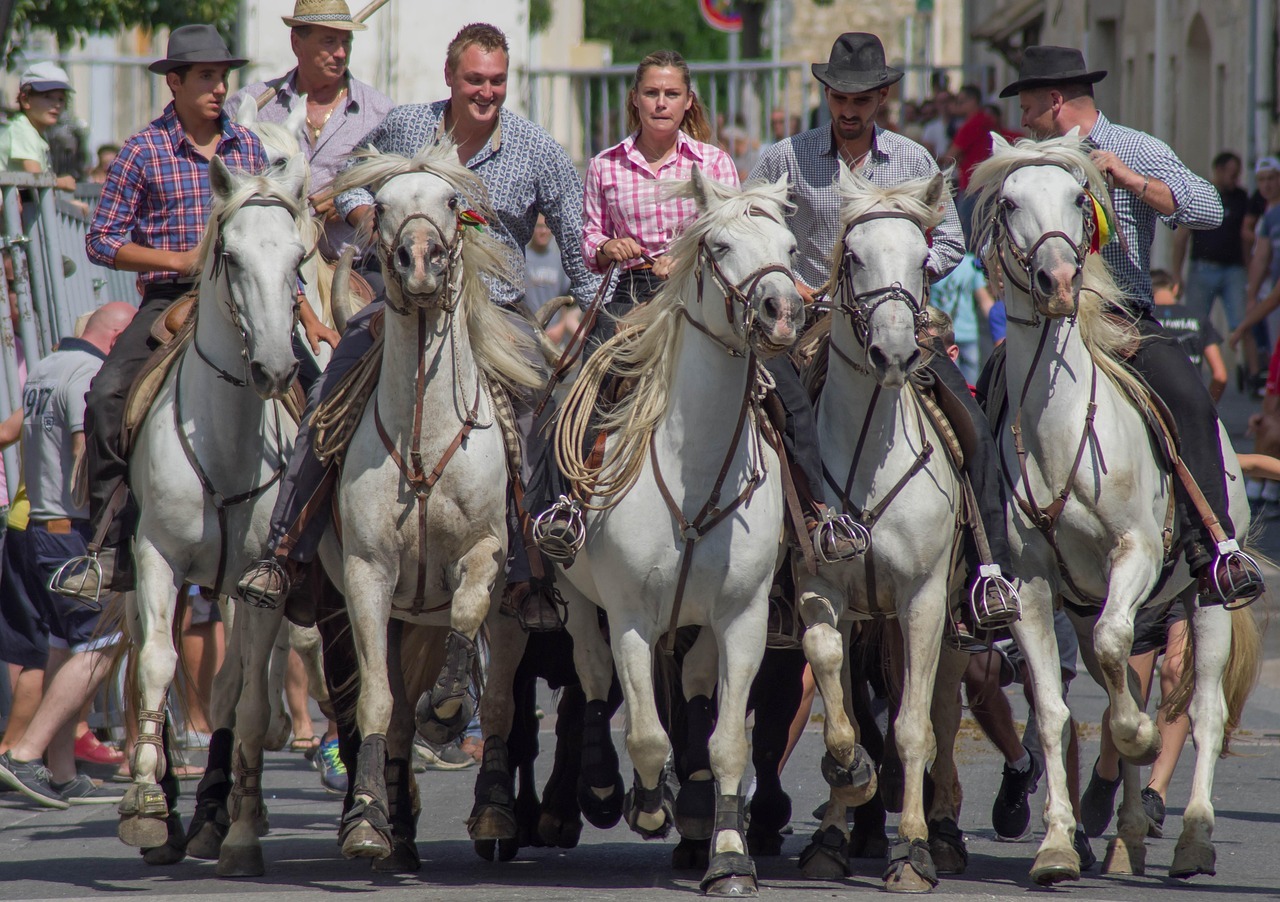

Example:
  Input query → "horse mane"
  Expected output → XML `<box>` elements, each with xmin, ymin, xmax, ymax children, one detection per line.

<box><xmin>967</xmin><ymin>132</ymin><xmax>1146</xmax><ymax>403</ymax></box>
<box><xmin>193</xmin><ymin>158</ymin><xmax>312</xmax><ymax>269</ymax></box>
<box><xmin>331</xmin><ymin>140</ymin><xmax>544</xmax><ymax>391</ymax></box>
<box><xmin>826</xmin><ymin>168</ymin><xmax>948</xmax><ymax>277</ymax></box>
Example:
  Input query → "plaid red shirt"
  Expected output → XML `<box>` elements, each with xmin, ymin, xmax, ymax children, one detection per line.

<box><xmin>86</xmin><ymin>103</ymin><xmax>266</xmax><ymax>294</ymax></box>
<box><xmin>582</xmin><ymin>131</ymin><xmax>739</xmax><ymax>273</ymax></box>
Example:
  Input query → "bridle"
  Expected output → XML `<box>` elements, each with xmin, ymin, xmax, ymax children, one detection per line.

<box><xmin>830</xmin><ymin>209</ymin><xmax>932</xmax><ymax>371</ymax></box>
<box><xmin>378</xmin><ymin>209</ymin><xmax>466</xmax><ymax>316</ymax></box>
<box><xmin>197</xmin><ymin>194</ymin><xmax>305</xmax><ymax>386</ymax></box>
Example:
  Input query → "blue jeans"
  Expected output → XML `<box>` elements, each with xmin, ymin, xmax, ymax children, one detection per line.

<box><xmin>1185</xmin><ymin>260</ymin><xmax>1246</xmax><ymax>328</ymax></box>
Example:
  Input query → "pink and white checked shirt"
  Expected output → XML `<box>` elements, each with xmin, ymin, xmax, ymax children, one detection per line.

<box><xmin>582</xmin><ymin>131</ymin><xmax>739</xmax><ymax>273</ymax></box>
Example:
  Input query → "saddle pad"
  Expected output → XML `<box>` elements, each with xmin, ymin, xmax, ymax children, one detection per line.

<box><xmin>912</xmin><ymin>376</ymin><xmax>966</xmax><ymax>472</ymax></box>
<box><xmin>311</xmin><ymin>329</ymin><xmax>385</xmax><ymax>467</ymax></box>
<box><xmin>149</xmin><ymin>294</ymin><xmax>197</xmax><ymax>345</ymax></box>
<box><xmin>121</xmin><ymin>302</ymin><xmax>197</xmax><ymax>458</ymax></box>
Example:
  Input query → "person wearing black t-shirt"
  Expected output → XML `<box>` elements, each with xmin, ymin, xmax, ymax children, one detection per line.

<box><xmin>1151</xmin><ymin>269</ymin><xmax>1227</xmax><ymax>402</ymax></box>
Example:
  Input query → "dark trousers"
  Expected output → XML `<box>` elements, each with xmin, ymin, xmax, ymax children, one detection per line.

<box><xmin>85</xmin><ymin>281</ymin><xmax>194</xmax><ymax>549</ymax></box>
<box><xmin>763</xmin><ymin>355</ymin><xmax>825</xmax><ymax>499</ymax></box>
<box><xmin>584</xmin><ymin>268</ymin><xmax>664</xmax><ymax>359</ymax></box>
<box><xmin>1129</xmin><ymin>313</ymin><xmax>1233</xmax><ymax>544</ymax></box>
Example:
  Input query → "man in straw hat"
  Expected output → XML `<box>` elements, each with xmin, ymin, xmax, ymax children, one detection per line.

<box><xmin>54</xmin><ymin>25</ymin><xmax>269</xmax><ymax>602</ymax></box>
<box><xmin>749</xmin><ymin>32</ymin><xmax>1021</xmax><ymax>627</ymax></box>
<box><xmin>229</xmin><ymin>0</ymin><xmax>394</xmax><ymax>271</ymax></box>
<box><xmin>1004</xmin><ymin>45</ymin><xmax>1263</xmax><ymax>608</ymax></box>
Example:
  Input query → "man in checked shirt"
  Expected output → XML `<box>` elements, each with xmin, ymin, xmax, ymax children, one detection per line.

<box><xmin>1007</xmin><ymin>45</ymin><xmax>1263</xmax><ymax>606</ymax></box>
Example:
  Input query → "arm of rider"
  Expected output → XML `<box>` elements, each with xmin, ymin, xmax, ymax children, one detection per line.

<box><xmin>298</xmin><ymin>297</ymin><xmax>340</xmax><ymax>352</ymax></box>
<box><xmin>310</xmin><ymin>191</ymin><xmax>338</xmax><ymax>221</ymax></box>
<box><xmin>0</xmin><ymin>408</ymin><xmax>22</xmax><ymax>449</ymax></box>
<box><xmin>795</xmin><ymin>280</ymin><xmax>816</xmax><ymax>305</ymax></box>
<box><xmin>596</xmin><ymin>237</ymin><xmax>645</xmax><ymax>265</ymax></box>
<box><xmin>1203</xmin><ymin>342</ymin><xmax>1228</xmax><ymax>404</ymax></box>
<box><xmin>1089</xmin><ymin>150</ymin><xmax>1178</xmax><ymax>216</ymax></box>
<box><xmin>112</xmin><ymin>243</ymin><xmax>202</xmax><ymax>276</ymax></box>
<box><xmin>1171</xmin><ymin>226</ymin><xmax>1191</xmax><ymax>280</ymax></box>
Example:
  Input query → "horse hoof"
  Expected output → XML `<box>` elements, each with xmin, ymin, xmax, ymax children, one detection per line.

<box><xmin>498</xmin><ymin>836</ymin><xmax>520</xmax><ymax>862</ymax></box>
<box><xmin>883</xmin><ymin>864</ymin><xmax>935</xmax><ymax>894</ymax></box>
<box><xmin>371</xmin><ymin>836</ymin><xmax>421</xmax><ymax>873</ymax></box>
<box><xmin>537</xmin><ymin>811</ymin><xmax>582</xmax><ymax>849</ymax></box>
<box><xmin>1170</xmin><ymin>837</ymin><xmax>1216</xmax><ymax>879</ymax></box>
<box><xmin>927</xmin><ymin>819</ymin><xmax>968</xmax><ymax>876</ymax></box>
<box><xmin>415</xmin><ymin>694</ymin><xmax>473</xmax><ymax>746</ymax></box>
<box><xmin>625</xmin><ymin>782</ymin><xmax>675</xmax><ymax>840</ymax></box>
<box><xmin>578</xmin><ymin>774</ymin><xmax>625</xmax><ymax>829</ymax></box>
<box><xmin>798</xmin><ymin>825</ymin><xmax>851</xmax><ymax>879</ymax></box>
<box><xmin>467</xmin><ymin>804</ymin><xmax>519</xmax><ymax>841</ymax></box>
<box><xmin>119</xmin><ymin>814</ymin><xmax>170</xmax><ymax>849</ymax></box>
<box><xmin>673</xmin><ymin>837</ymin><xmax>710</xmax><ymax>870</ymax></box>
<box><xmin>701</xmin><ymin>875</ymin><xmax>757</xmax><ymax>897</ymax></box>
<box><xmin>341</xmin><ymin>822</ymin><xmax>392</xmax><ymax>860</ymax></box>
<box><xmin>1102</xmin><ymin>837</ymin><xmax>1146</xmax><ymax>876</ymax></box>
<box><xmin>215</xmin><ymin>843</ymin><xmax>265</xmax><ymax>878</ymax></box>
<box><xmin>676</xmin><ymin>778</ymin><xmax>716</xmax><ymax>841</ymax></box>
<box><xmin>1030</xmin><ymin>846</ymin><xmax>1081</xmax><ymax>885</ymax></box>
<box><xmin>117</xmin><ymin>783</ymin><xmax>170</xmax><ymax>848</ymax></box>
<box><xmin>474</xmin><ymin>839</ymin><xmax>496</xmax><ymax>862</ymax></box>
<box><xmin>142</xmin><ymin>813</ymin><xmax>187</xmax><ymax>866</ymax></box>
<box><xmin>185</xmin><ymin>805</ymin><xmax>228</xmax><ymax>860</ymax></box>
<box><xmin>701</xmin><ymin>851</ymin><xmax>758</xmax><ymax>896</ymax></box>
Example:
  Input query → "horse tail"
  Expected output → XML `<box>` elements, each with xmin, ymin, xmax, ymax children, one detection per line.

<box><xmin>1221</xmin><ymin>605</ymin><xmax>1262</xmax><ymax>752</ymax></box>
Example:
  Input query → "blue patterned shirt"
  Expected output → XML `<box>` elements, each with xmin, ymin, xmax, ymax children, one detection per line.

<box><xmin>1087</xmin><ymin>111</ymin><xmax>1223</xmax><ymax>313</ymax></box>
<box><xmin>335</xmin><ymin>100</ymin><xmax>601</xmax><ymax>307</ymax></box>
<box><xmin>749</xmin><ymin>124</ymin><xmax>965</xmax><ymax>291</ymax></box>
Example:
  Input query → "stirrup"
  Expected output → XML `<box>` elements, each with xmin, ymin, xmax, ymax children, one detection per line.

<box><xmin>811</xmin><ymin>509</ymin><xmax>870</xmax><ymax>565</ymax></box>
<box><xmin>236</xmin><ymin>558</ymin><xmax>289</xmax><ymax>610</ymax></box>
<box><xmin>48</xmin><ymin>553</ymin><xmax>106</xmax><ymax>607</ymax></box>
<box><xmin>1210</xmin><ymin>540</ymin><xmax>1265</xmax><ymax>610</ymax></box>
<box><xmin>532</xmin><ymin>495</ymin><xmax>586</xmax><ymax>564</ymax></box>
<box><xmin>970</xmin><ymin>564</ymin><xmax>1022</xmax><ymax>629</ymax></box>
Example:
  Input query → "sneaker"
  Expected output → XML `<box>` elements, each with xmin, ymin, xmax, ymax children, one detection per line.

<box><xmin>412</xmin><ymin>737</ymin><xmax>476</xmax><ymax>771</ymax></box>
<box><xmin>1074</xmin><ymin>826</ymin><xmax>1096</xmax><ymax>871</ymax></box>
<box><xmin>74</xmin><ymin>732</ymin><xmax>126</xmax><ymax>766</ymax></box>
<box><xmin>51</xmin><ymin>773</ymin><xmax>126</xmax><ymax>805</ymax></box>
<box><xmin>1141</xmin><ymin>786</ymin><xmax>1166</xmax><ymax>839</ymax></box>
<box><xmin>0</xmin><ymin>751</ymin><xmax>70</xmax><ymax>809</ymax></box>
<box><xmin>1080</xmin><ymin>760</ymin><xmax>1121</xmax><ymax>838</ymax></box>
<box><xmin>315</xmin><ymin>736</ymin><xmax>348</xmax><ymax>795</ymax></box>
<box><xmin>991</xmin><ymin>751</ymin><xmax>1040</xmax><ymax>841</ymax></box>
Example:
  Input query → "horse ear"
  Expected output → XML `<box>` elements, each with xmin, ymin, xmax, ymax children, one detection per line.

<box><xmin>278</xmin><ymin>153</ymin><xmax>308</xmax><ymax>200</ymax></box>
<box><xmin>234</xmin><ymin>94</ymin><xmax>256</xmax><ymax>125</ymax></box>
<box><xmin>923</xmin><ymin>172</ymin><xmax>948</xmax><ymax>210</ymax></box>
<box><xmin>990</xmin><ymin>131</ymin><xmax>1010</xmax><ymax>153</ymax></box>
<box><xmin>284</xmin><ymin>96</ymin><xmax>308</xmax><ymax>144</ymax></box>
<box><xmin>689</xmin><ymin>163</ymin><xmax>709</xmax><ymax>212</ymax></box>
<box><xmin>210</xmin><ymin>156</ymin><xmax>235</xmax><ymax>201</ymax></box>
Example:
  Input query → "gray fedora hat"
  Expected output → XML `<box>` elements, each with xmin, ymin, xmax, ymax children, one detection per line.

<box><xmin>998</xmin><ymin>45</ymin><xmax>1107</xmax><ymax>98</ymax></box>
<box><xmin>812</xmin><ymin>33</ymin><xmax>903</xmax><ymax>94</ymax></box>
<box><xmin>149</xmin><ymin>25</ymin><xmax>248</xmax><ymax>75</ymax></box>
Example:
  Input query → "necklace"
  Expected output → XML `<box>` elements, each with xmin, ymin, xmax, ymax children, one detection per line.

<box><xmin>838</xmin><ymin>143</ymin><xmax>871</xmax><ymax>171</ymax></box>
<box><xmin>307</xmin><ymin>85</ymin><xmax>347</xmax><ymax>142</ymax></box>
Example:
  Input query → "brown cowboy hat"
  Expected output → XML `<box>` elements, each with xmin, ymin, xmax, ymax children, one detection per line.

<box><xmin>998</xmin><ymin>45</ymin><xmax>1107</xmax><ymax>98</ymax></box>
<box><xmin>149</xmin><ymin>25</ymin><xmax>248</xmax><ymax>75</ymax></box>
<box><xmin>811</xmin><ymin>33</ymin><xmax>903</xmax><ymax>94</ymax></box>
<box><xmin>282</xmin><ymin>0</ymin><xmax>367</xmax><ymax>31</ymax></box>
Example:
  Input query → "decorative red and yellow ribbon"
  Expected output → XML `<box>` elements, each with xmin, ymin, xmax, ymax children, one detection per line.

<box><xmin>1087</xmin><ymin>191</ymin><xmax>1115</xmax><ymax>254</ymax></box>
<box><xmin>457</xmin><ymin>209</ymin><xmax>488</xmax><ymax>231</ymax></box>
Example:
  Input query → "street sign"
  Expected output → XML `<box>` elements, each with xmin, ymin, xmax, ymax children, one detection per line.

<box><xmin>699</xmin><ymin>0</ymin><xmax>743</xmax><ymax>34</ymax></box>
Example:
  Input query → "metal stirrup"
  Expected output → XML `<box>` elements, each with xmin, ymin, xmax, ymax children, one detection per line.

<box><xmin>1213</xmin><ymin>540</ymin><xmax>1266</xmax><ymax>610</ymax></box>
<box><xmin>532</xmin><ymin>495</ymin><xmax>586</xmax><ymax>564</ymax></box>
<box><xmin>237</xmin><ymin>558</ymin><xmax>288</xmax><ymax>609</ymax></box>
<box><xmin>970</xmin><ymin>564</ymin><xmax>1022</xmax><ymax>629</ymax></box>
<box><xmin>48</xmin><ymin>553</ymin><xmax>104</xmax><ymax>606</ymax></box>
<box><xmin>812</xmin><ymin>509</ymin><xmax>870</xmax><ymax>565</ymax></box>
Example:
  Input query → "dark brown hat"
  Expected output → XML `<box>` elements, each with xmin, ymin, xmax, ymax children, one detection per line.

<box><xmin>811</xmin><ymin>33</ymin><xmax>903</xmax><ymax>94</ymax></box>
<box><xmin>998</xmin><ymin>45</ymin><xmax>1107</xmax><ymax>98</ymax></box>
<box><xmin>149</xmin><ymin>25</ymin><xmax>248</xmax><ymax>75</ymax></box>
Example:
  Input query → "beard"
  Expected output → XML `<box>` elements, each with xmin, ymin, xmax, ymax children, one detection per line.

<box><xmin>834</xmin><ymin>117</ymin><xmax>869</xmax><ymax>141</ymax></box>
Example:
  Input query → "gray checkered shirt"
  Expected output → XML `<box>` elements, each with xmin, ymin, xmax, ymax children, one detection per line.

<box><xmin>1087</xmin><ymin>111</ymin><xmax>1223</xmax><ymax>314</ymax></box>
<box><xmin>749</xmin><ymin>125</ymin><xmax>965</xmax><ymax>290</ymax></box>
<box><xmin>335</xmin><ymin>101</ymin><xmax>601</xmax><ymax>308</ymax></box>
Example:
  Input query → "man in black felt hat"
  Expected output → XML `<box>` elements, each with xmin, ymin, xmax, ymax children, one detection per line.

<box><xmin>54</xmin><ymin>25</ymin><xmax>269</xmax><ymax>602</ymax></box>
<box><xmin>750</xmin><ymin>32</ymin><xmax>1021</xmax><ymax>628</ymax></box>
<box><xmin>1001</xmin><ymin>45</ymin><xmax>1263</xmax><ymax>608</ymax></box>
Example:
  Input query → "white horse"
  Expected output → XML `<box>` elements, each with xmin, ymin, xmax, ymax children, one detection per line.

<box><xmin>115</xmin><ymin>154</ymin><xmax>309</xmax><ymax>877</ymax></box>
<box><xmin>969</xmin><ymin>132</ymin><xmax>1261</xmax><ymax>880</ymax></box>
<box><xmin>792</xmin><ymin>168</ymin><xmax>1077</xmax><ymax>890</ymax></box>
<box><xmin>549</xmin><ymin>168</ymin><xmax>803</xmax><ymax>897</ymax></box>
<box><xmin>315</xmin><ymin>142</ymin><xmax>546</xmax><ymax>865</ymax></box>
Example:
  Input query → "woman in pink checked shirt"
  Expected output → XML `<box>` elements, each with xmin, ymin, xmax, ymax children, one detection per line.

<box><xmin>581</xmin><ymin>50</ymin><xmax>739</xmax><ymax>351</ymax></box>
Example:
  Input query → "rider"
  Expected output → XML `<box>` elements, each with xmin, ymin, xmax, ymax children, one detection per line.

<box><xmin>52</xmin><ymin>26</ymin><xmax>296</xmax><ymax>601</ymax></box>
<box><xmin>748</xmin><ymin>32</ymin><xmax>1019</xmax><ymax>625</ymax></box>
<box><xmin>236</xmin><ymin>22</ymin><xmax>601</xmax><ymax>632</ymax></box>
<box><xmin>1004</xmin><ymin>45</ymin><xmax>1263</xmax><ymax>606</ymax></box>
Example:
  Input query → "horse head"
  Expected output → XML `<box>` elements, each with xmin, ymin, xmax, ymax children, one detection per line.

<box><xmin>833</xmin><ymin>167</ymin><xmax>946</xmax><ymax>388</ymax></box>
<box><xmin>204</xmin><ymin>154</ymin><xmax>308</xmax><ymax>398</ymax></box>
<box><xmin>666</xmin><ymin>165</ymin><xmax>803</xmax><ymax>356</ymax></box>
<box><xmin>971</xmin><ymin>131</ymin><xmax>1112</xmax><ymax>326</ymax></box>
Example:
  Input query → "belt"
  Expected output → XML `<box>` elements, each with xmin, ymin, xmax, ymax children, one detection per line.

<box><xmin>31</xmin><ymin>517</ymin><xmax>74</xmax><ymax>534</ymax></box>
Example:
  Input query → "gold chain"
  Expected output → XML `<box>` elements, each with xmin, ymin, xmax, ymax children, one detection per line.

<box><xmin>307</xmin><ymin>85</ymin><xmax>347</xmax><ymax>141</ymax></box>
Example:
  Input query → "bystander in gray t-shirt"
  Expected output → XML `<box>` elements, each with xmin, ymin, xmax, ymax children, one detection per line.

<box><xmin>524</xmin><ymin>238</ymin><xmax>571</xmax><ymax>326</ymax></box>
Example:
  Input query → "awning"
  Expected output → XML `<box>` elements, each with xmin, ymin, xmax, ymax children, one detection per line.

<box><xmin>971</xmin><ymin>0</ymin><xmax>1044</xmax><ymax>45</ymax></box>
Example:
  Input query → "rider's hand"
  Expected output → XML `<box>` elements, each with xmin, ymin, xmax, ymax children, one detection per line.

<box><xmin>652</xmin><ymin>255</ymin><xmax>676</xmax><ymax>279</ymax></box>
<box><xmin>348</xmin><ymin>203</ymin><xmax>375</xmax><ymax>232</ymax></box>
<box><xmin>310</xmin><ymin>192</ymin><xmax>338</xmax><ymax>221</ymax></box>
<box><xmin>173</xmin><ymin>247</ymin><xmax>202</xmax><ymax>275</ymax></box>
<box><xmin>795</xmin><ymin>280</ymin><xmax>816</xmax><ymax>305</ymax></box>
<box><xmin>299</xmin><ymin>298</ymin><xmax>340</xmax><ymax>352</ymax></box>
<box><xmin>597</xmin><ymin>237</ymin><xmax>645</xmax><ymax>264</ymax></box>
<box><xmin>1089</xmin><ymin>150</ymin><xmax>1139</xmax><ymax>193</ymax></box>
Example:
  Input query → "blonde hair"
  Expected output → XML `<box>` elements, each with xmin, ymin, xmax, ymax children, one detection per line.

<box><xmin>625</xmin><ymin>50</ymin><xmax>710</xmax><ymax>144</ymax></box>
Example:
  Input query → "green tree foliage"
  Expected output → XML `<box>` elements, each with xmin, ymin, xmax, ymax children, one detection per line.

<box><xmin>6</xmin><ymin>0</ymin><xmax>238</xmax><ymax>58</ymax></box>
<box><xmin>585</xmin><ymin>0</ymin><xmax>728</xmax><ymax>64</ymax></box>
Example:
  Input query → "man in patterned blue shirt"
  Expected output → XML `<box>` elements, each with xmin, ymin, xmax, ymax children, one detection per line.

<box><xmin>1006</xmin><ymin>46</ymin><xmax>1262</xmax><ymax>606</ymax></box>
<box><xmin>239</xmin><ymin>23</ymin><xmax>599</xmax><ymax>631</ymax></box>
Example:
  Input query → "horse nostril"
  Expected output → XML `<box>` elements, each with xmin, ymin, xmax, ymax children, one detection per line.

<box><xmin>397</xmin><ymin>246</ymin><xmax>412</xmax><ymax>269</ymax></box>
<box><xmin>868</xmin><ymin>345</ymin><xmax>889</xmax><ymax>372</ymax></box>
<box><xmin>903</xmin><ymin>348</ymin><xmax>921</xmax><ymax>371</ymax></box>
<box><xmin>1035</xmin><ymin>268</ymin><xmax>1054</xmax><ymax>296</ymax></box>
<box><xmin>761</xmin><ymin>296</ymin><xmax>780</xmax><ymax>322</ymax></box>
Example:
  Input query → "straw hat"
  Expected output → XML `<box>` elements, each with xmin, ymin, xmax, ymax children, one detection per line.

<box><xmin>282</xmin><ymin>0</ymin><xmax>367</xmax><ymax>31</ymax></box>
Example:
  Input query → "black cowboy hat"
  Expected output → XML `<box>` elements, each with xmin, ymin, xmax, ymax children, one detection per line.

<box><xmin>998</xmin><ymin>45</ymin><xmax>1107</xmax><ymax>98</ymax></box>
<box><xmin>149</xmin><ymin>24</ymin><xmax>248</xmax><ymax>75</ymax></box>
<box><xmin>812</xmin><ymin>33</ymin><xmax>903</xmax><ymax>94</ymax></box>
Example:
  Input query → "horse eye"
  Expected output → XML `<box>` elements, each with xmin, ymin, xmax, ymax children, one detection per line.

<box><xmin>999</xmin><ymin>197</ymin><xmax>1017</xmax><ymax>212</ymax></box>
<box><xmin>448</xmin><ymin>196</ymin><xmax>459</xmax><ymax>210</ymax></box>
<box><xmin>848</xmin><ymin>251</ymin><xmax>863</xmax><ymax>268</ymax></box>
<box><xmin>1075</xmin><ymin>193</ymin><xmax>1088</xmax><ymax>208</ymax></box>
<box><xmin>710</xmin><ymin>242</ymin><xmax>730</xmax><ymax>255</ymax></box>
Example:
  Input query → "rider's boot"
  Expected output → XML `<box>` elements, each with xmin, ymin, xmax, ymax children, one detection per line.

<box><xmin>969</xmin><ymin>564</ymin><xmax>1021</xmax><ymax>631</ymax></box>
<box><xmin>500</xmin><ymin>580</ymin><xmax>567</xmax><ymax>633</ymax></box>
<box><xmin>791</xmin><ymin>459</ymin><xmax>867</xmax><ymax>565</ymax></box>
<box><xmin>51</xmin><ymin>545</ymin><xmax>118</xmax><ymax>604</ymax></box>
<box><xmin>236</xmin><ymin>556</ymin><xmax>294</xmax><ymax>610</ymax></box>
<box><xmin>1196</xmin><ymin>539</ymin><xmax>1265</xmax><ymax>608</ymax></box>
<box><xmin>532</xmin><ymin>495</ymin><xmax>586</xmax><ymax>566</ymax></box>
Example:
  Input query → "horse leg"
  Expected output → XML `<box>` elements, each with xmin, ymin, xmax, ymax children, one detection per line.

<box><xmin>883</xmin><ymin>583</ymin><xmax>947</xmax><ymax>894</ymax></box>
<box><xmin>1010</xmin><ymin>577</ymin><xmax>1077</xmax><ymax>885</ymax></box>
<box><xmin>373</xmin><ymin>619</ymin><xmax>421</xmax><ymax>873</ymax></box>
<box><xmin>698</xmin><ymin>602</ymin><xmax>766</xmax><ymax>897</ymax></box>
<box><xmin>745</xmin><ymin>647</ymin><xmax>803</xmax><ymax>858</ymax></box>
<box><xmin>926</xmin><ymin>645</ymin><xmax>968</xmax><ymax>877</ymax></box>
<box><xmin>849</xmin><ymin>626</ymin><xmax>889</xmax><ymax>860</ymax></box>
<box><xmin>605</xmin><ymin>617</ymin><xmax>672</xmax><ymax>840</ymax></box>
<box><xmin>263</xmin><ymin>621</ymin><xmax>292</xmax><ymax>751</ymax></box>
<box><xmin>674</xmin><ymin>628</ymin><xmax>717</xmax><ymax>840</ymax></box>
<box><xmin>186</xmin><ymin>602</ymin><xmax>242</xmax><ymax>861</ymax></box>
<box><xmin>1169</xmin><ymin>603</ymin><xmax>1232</xmax><ymax>879</ymax></box>
<box><xmin>1094</xmin><ymin>552</ymin><xmax>1161</xmax><ymax>765</ymax></box>
<box><xmin>564</xmin><ymin>594</ymin><xmax>626</xmax><ymax>828</ymax></box>
<box><xmin>118</xmin><ymin>548</ymin><xmax>183</xmax><ymax>850</ymax></box>
<box><xmin>1101</xmin><ymin>761</ymin><xmax>1147</xmax><ymax>875</ymax></box>
<box><xmin>469</xmin><ymin>606</ymin><xmax>528</xmax><ymax>855</ymax></box>
<box><xmin>290</xmin><ymin>622</ymin><xmax>330</xmax><ymax>709</ymax></box>
<box><xmin>537</xmin><ymin>636</ymin><xmax>586</xmax><ymax>850</ymax></box>
<box><xmin>416</xmin><ymin>537</ymin><xmax>501</xmax><ymax>744</ymax></box>
<box><xmin>216</xmin><ymin>603</ymin><xmax>284</xmax><ymax>877</ymax></box>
